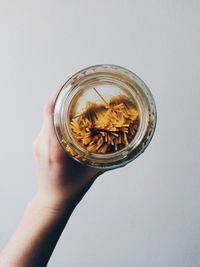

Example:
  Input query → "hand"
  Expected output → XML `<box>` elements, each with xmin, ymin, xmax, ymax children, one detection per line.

<box><xmin>0</xmin><ymin>88</ymin><xmax>104</xmax><ymax>267</ymax></box>
<box><xmin>32</xmin><ymin>87</ymin><xmax>103</xmax><ymax>213</ymax></box>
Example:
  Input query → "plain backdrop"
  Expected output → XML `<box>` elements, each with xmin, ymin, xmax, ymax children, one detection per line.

<box><xmin>0</xmin><ymin>1</ymin><xmax>199</xmax><ymax>267</ymax></box>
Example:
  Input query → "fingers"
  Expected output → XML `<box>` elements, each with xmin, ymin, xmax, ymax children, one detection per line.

<box><xmin>43</xmin><ymin>86</ymin><xmax>62</xmax><ymax>117</ymax></box>
<box><xmin>42</xmin><ymin>86</ymin><xmax>63</xmax><ymax>132</ymax></box>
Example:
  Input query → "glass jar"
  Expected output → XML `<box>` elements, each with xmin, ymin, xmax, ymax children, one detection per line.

<box><xmin>53</xmin><ymin>64</ymin><xmax>157</xmax><ymax>170</ymax></box>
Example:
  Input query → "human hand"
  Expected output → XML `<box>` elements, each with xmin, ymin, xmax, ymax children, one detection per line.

<box><xmin>32</xmin><ymin>88</ymin><xmax>103</xmax><ymax>214</ymax></box>
<box><xmin>0</xmin><ymin>88</ymin><xmax>104</xmax><ymax>267</ymax></box>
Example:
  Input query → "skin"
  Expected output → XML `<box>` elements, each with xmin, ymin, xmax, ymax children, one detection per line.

<box><xmin>0</xmin><ymin>88</ymin><xmax>104</xmax><ymax>267</ymax></box>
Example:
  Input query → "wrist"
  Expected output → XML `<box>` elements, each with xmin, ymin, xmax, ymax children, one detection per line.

<box><xmin>27</xmin><ymin>193</ymin><xmax>76</xmax><ymax>218</ymax></box>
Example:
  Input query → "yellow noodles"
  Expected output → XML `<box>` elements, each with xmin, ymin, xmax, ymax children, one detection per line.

<box><xmin>69</xmin><ymin>94</ymin><xmax>140</xmax><ymax>154</ymax></box>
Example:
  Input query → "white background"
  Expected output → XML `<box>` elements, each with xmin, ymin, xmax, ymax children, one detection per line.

<box><xmin>0</xmin><ymin>1</ymin><xmax>199</xmax><ymax>266</ymax></box>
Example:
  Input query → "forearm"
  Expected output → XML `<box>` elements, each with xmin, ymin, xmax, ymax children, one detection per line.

<box><xmin>0</xmin><ymin>196</ymin><xmax>74</xmax><ymax>267</ymax></box>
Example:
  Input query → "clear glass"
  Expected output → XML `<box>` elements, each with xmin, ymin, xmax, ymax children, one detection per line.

<box><xmin>54</xmin><ymin>64</ymin><xmax>157</xmax><ymax>170</ymax></box>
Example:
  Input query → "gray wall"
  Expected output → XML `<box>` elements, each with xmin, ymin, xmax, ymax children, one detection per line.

<box><xmin>0</xmin><ymin>1</ymin><xmax>199</xmax><ymax>266</ymax></box>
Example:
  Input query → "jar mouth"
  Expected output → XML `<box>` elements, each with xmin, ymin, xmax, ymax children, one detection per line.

<box><xmin>54</xmin><ymin>64</ymin><xmax>157</xmax><ymax>169</ymax></box>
